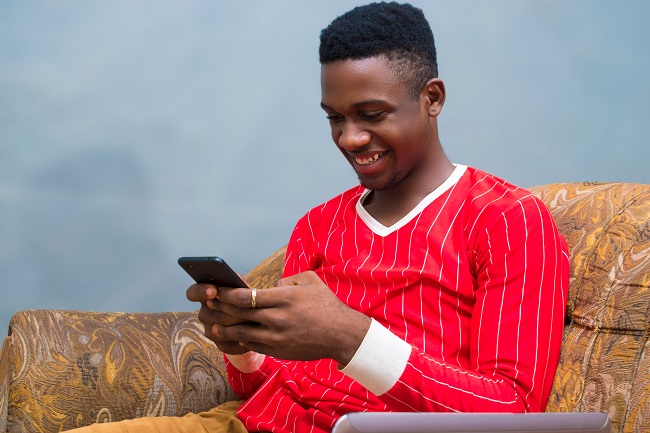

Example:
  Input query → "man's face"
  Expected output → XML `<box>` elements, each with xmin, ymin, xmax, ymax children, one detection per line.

<box><xmin>320</xmin><ymin>56</ymin><xmax>436</xmax><ymax>192</ymax></box>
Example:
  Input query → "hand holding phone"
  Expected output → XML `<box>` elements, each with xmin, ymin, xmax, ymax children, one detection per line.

<box><xmin>181</xmin><ymin>256</ymin><xmax>256</xmax><ymax>353</ymax></box>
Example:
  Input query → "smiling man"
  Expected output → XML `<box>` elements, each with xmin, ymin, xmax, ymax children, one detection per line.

<box><xmin>200</xmin><ymin>2</ymin><xmax>568</xmax><ymax>431</ymax></box>
<box><xmin>69</xmin><ymin>3</ymin><xmax>569</xmax><ymax>433</ymax></box>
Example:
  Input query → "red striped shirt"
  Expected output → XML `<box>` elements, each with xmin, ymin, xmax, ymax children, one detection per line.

<box><xmin>227</xmin><ymin>165</ymin><xmax>569</xmax><ymax>433</ymax></box>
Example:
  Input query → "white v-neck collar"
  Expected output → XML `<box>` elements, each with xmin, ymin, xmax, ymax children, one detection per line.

<box><xmin>355</xmin><ymin>164</ymin><xmax>467</xmax><ymax>237</ymax></box>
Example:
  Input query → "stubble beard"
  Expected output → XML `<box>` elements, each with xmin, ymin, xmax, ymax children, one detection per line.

<box><xmin>358</xmin><ymin>171</ymin><xmax>401</xmax><ymax>191</ymax></box>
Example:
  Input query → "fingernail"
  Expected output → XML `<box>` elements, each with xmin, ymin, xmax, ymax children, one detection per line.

<box><xmin>213</xmin><ymin>325</ymin><xmax>220</xmax><ymax>337</ymax></box>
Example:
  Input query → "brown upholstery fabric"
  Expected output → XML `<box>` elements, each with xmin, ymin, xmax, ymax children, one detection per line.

<box><xmin>1</xmin><ymin>182</ymin><xmax>648</xmax><ymax>433</ymax></box>
<box><xmin>4</xmin><ymin>310</ymin><xmax>236</xmax><ymax>432</ymax></box>
<box><xmin>243</xmin><ymin>246</ymin><xmax>287</xmax><ymax>290</ymax></box>
<box><xmin>529</xmin><ymin>182</ymin><xmax>650</xmax><ymax>433</ymax></box>
<box><xmin>0</xmin><ymin>251</ymin><xmax>286</xmax><ymax>433</ymax></box>
<box><xmin>1</xmin><ymin>335</ymin><xmax>11</xmax><ymax>433</ymax></box>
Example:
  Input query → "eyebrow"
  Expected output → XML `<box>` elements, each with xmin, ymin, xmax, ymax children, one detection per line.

<box><xmin>320</xmin><ymin>99</ymin><xmax>388</xmax><ymax>111</ymax></box>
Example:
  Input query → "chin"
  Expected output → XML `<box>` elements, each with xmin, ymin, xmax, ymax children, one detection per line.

<box><xmin>358</xmin><ymin>174</ymin><xmax>400</xmax><ymax>191</ymax></box>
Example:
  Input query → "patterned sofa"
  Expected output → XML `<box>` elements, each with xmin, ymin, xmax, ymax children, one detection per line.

<box><xmin>1</xmin><ymin>182</ymin><xmax>649</xmax><ymax>433</ymax></box>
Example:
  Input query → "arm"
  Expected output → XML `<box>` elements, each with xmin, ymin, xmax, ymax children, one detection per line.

<box><xmin>342</xmin><ymin>196</ymin><xmax>569</xmax><ymax>412</ymax></box>
<box><xmin>223</xmin><ymin>212</ymin><xmax>321</xmax><ymax>398</ymax></box>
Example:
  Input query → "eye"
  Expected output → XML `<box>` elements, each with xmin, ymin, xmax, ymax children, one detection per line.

<box><xmin>360</xmin><ymin>111</ymin><xmax>385</xmax><ymax>121</ymax></box>
<box><xmin>326</xmin><ymin>114</ymin><xmax>344</xmax><ymax>124</ymax></box>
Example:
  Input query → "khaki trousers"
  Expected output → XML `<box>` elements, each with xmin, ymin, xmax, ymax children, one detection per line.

<box><xmin>65</xmin><ymin>401</ymin><xmax>249</xmax><ymax>433</ymax></box>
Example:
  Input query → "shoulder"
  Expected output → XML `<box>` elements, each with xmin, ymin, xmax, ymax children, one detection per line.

<box><xmin>458</xmin><ymin>166</ymin><xmax>550</xmax><ymax>237</ymax></box>
<box><xmin>293</xmin><ymin>185</ymin><xmax>365</xmax><ymax>233</ymax></box>
<box><xmin>459</xmin><ymin>166</ymin><xmax>540</xmax><ymax>211</ymax></box>
<box><xmin>460</xmin><ymin>167</ymin><xmax>531</xmax><ymax>204</ymax></box>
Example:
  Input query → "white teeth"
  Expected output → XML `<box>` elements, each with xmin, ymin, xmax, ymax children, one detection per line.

<box><xmin>355</xmin><ymin>153</ymin><xmax>383</xmax><ymax>165</ymax></box>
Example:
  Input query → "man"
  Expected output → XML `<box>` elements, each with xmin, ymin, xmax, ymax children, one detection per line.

<box><xmin>194</xmin><ymin>0</ymin><xmax>568</xmax><ymax>430</ymax></box>
<box><xmin>71</xmin><ymin>2</ymin><xmax>568</xmax><ymax>433</ymax></box>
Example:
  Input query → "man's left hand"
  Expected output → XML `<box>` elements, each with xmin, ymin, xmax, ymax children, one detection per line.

<box><xmin>211</xmin><ymin>270</ymin><xmax>370</xmax><ymax>365</ymax></box>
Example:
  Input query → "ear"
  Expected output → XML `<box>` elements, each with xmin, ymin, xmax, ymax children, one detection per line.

<box><xmin>423</xmin><ymin>78</ymin><xmax>446</xmax><ymax>117</ymax></box>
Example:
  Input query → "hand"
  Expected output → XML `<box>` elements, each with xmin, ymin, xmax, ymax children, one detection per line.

<box><xmin>186</xmin><ymin>283</ymin><xmax>250</xmax><ymax>355</ymax></box>
<box><xmin>212</xmin><ymin>271</ymin><xmax>371</xmax><ymax>365</ymax></box>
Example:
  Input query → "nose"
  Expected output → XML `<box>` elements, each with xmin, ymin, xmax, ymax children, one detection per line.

<box><xmin>338</xmin><ymin>122</ymin><xmax>371</xmax><ymax>150</ymax></box>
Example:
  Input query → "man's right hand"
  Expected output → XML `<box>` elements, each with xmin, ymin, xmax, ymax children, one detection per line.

<box><xmin>186</xmin><ymin>283</ymin><xmax>250</xmax><ymax>355</ymax></box>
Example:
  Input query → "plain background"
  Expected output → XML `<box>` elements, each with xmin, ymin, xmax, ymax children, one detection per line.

<box><xmin>2</xmin><ymin>1</ymin><xmax>649</xmax><ymax>331</ymax></box>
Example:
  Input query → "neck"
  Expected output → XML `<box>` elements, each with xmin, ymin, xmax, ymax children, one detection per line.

<box><xmin>363</xmin><ymin>147</ymin><xmax>455</xmax><ymax>226</ymax></box>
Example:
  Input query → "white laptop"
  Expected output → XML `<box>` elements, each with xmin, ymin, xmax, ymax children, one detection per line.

<box><xmin>332</xmin><ymin>412</ymin><xmax>611</xmax><ymax>433</ymax></box>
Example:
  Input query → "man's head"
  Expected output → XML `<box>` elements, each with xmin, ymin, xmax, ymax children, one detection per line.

<box><xmin>319</xmin><ymin>2</ymin><xmax>437</xmax><ymax>100</ymax></box>
<box><xmin>319</xmin><ymin>2</ymin><xmax>451</xmax><ymax>195</ymax></box>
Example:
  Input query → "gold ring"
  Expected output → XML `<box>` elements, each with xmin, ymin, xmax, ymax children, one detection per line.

<box><xmin>251</xmin><ymin>288</ymin><xmax>257</xmax><ymax>308</ymax></box>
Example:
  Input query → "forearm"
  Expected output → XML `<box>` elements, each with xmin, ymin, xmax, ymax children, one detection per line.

<box><xmin>340</xmin><ymin>319</ymin><xmax>554</xmax><ymax>413</ymax></box>
<box><xmin>379</xmin><ymin>349</ymin><xmax>528</xmax><ymax>412</ymax></box>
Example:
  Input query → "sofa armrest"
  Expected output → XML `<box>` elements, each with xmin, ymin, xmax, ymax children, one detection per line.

<box><xmin>0</xmin><ymin>246</ymin><xmax>288</xmax><ymax>433</ymax></box>
<box><xmin>3</xmin><ymin>309</ymin><xmax>238</xmax><ymax>433</ymax></box>
<box><xmin>1</xmin><ymin>331</ymin><xmax>11</xmax><ymax>433</ymax></box>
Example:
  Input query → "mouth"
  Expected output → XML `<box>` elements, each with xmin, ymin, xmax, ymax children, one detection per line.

<box><xmin>353</xmin><ymin>151</ymin><xmax>385</xmax><ymax>166</ymax></box>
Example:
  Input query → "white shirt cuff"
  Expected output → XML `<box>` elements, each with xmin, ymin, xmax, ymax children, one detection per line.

<box><xmin>339</xmin><ymin>318</ymin><xmax>412</xmax><ymax>396</ymax></box>
<box><xmin>226</xmin><ymin>351</ymin><xmax>265</xmax><ymax>373</ymax></box>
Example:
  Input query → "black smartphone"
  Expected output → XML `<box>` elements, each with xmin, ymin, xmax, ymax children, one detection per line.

<box><xmin>178</xmin><ymin>256</ymin><xmax>249</xmax><ymax>288</ymax></box>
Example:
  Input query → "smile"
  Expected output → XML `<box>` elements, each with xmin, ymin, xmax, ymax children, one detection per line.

<box><xmin>354</xmin><ymin>152</ymin><xmax>385</xmax><ymax>165</ymax></box>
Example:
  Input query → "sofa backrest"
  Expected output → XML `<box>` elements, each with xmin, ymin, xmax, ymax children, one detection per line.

<box><xmin>244</xmin><ymin>182</ymin><xmax>650</xmax><ymax>432</ymax></box>
<box><xmin>1</xmin><ymin>182</ymin><xmax>648</xmax><ymax>433</ymax></box>
<box><xmin>248</xmin><ymin>182</ymin><xmax>650</xmax><ymax>432</ymax></box>
<box><xmin>529</xmin><ymin>182</ymin><xmax>650</xmax><ymax>432</ymax></box>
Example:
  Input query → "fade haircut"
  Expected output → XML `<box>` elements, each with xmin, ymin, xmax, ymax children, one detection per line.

<box><xmin>319</xmin><ymin>2</ymin><xmax>438</xmax><ymax>99</ymax></box>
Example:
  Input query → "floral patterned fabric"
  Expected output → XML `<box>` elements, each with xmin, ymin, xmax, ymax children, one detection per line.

<box><xmin>0</xmin><ymin>248</ymin><xmax>287</xmax><ymax>433</ymax></box>
<box><xmin>3</xmin><ymin>310</ymin><xmax>236</xmax><ymax>432</ymax></box>
<box><xmin>529</xmin><ymin>182</ymin><xmax>650</xmax><ymax>433</ymax></box>
<box><xmin>1</xmin><ymin>183</ymin><xmax>648</xmax><ymax>433</ymax></box>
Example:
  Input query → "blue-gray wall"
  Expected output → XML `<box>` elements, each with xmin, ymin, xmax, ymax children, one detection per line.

<box><xmin>2</xmin><ymin>1</ymin><xmax>648</xmax><ymax>330</ymax></box>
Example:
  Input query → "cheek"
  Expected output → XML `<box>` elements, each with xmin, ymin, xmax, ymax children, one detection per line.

<box><xmin>379</xmin><ymin>124</ymin><xmax>408</xmax><ymax>147</ymax></box>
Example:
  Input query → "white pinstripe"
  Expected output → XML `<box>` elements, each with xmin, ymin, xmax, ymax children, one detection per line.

<box><xmin>321</xmin><ymin>194</ymin><xmax>345</xmax><ymax>292</ymax></box>
<box><xmin>396</xmin><ymin>366</ymin><xmax>518</xmax><ymax>404</ymax></box>
<box><xmin>475</xmin><ymin>229</ymin><xmax>493</xmax><ymax>371</ymax></box>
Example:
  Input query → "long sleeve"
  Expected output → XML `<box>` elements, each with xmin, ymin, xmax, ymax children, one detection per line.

<box><xmin>342</xmin><ymin>195</ymin><xmax>569</xmax><ymax>412</ymax></box>
<box><xmin>226</xmin><ymin>171</ymin><xmax>569</xmax><ymax>432</ymax></box>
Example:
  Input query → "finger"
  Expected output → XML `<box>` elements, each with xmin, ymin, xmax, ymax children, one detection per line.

<box><xmin>217</xmin><ymin>287</ymin><xmax>276</xmax><ymax>309</ymax></box>
<box><xmin>198</xmin><ymin>306</ymin><xmax>242</xmax><ymax>328</ymax></box>
<box><xmin>207</xmin><ymin>297</ymin><xmax>231</xmax><ymax>310</ymax></box>
<box><xmin>198</xmin><ymin>302</ymin><xmax>250</xmax><ymax>327</ymax></box>
<box><xmin>201</xmin><ymin>320</ymin><xmax>244</xmax><ymax>350</ymax></box>
<box><xmin>186</xmin><ymin>284</ymin><xmax>218</xmax><ymax>302</ymax></box>
<box><xmin>205</xmin><ymin>328</ymin><xmax>250</xmax><ymax>355</ymax></box>
<box><xmin>216</xmin><ymin>322</ymin><xmax>273</xmax><ymax>347</ymax></box>
<box><xmin>212</xmin><ymin>300</ymin><xmax>266</xmax><ymax>325</ymax></box>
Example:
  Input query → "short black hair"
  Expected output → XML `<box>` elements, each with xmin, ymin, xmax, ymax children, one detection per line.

<box><xmin>319</xmin><ymin>2</ymin><xmax>438</xmax><ymax>99</ymax></box>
